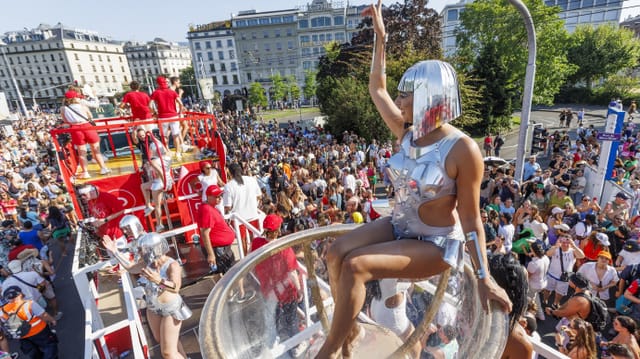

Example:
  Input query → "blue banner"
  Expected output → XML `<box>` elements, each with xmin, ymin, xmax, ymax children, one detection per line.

<box><xmin>604</xmin><ymin>107</ymin><xmax>626</xmax><ymax>180</ymax></box>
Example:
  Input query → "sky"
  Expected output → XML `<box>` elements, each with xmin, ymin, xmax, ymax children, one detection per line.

<box><xmin>0</xmin><ymin>0</ymin><xmax>454</xmax><ymax>43</ymax></box>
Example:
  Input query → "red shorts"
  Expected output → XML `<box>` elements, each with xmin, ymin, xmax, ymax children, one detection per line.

<box><xmin>70</xmin><ymin>123</ymin><xmax>100</xmax><ymax>146</ymax></box>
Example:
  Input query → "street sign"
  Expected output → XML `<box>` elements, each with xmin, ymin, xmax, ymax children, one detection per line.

<box><xmin>597</xmin><ymin>132</ymin><xmax>621</xmax><ymax>141</ymax></box>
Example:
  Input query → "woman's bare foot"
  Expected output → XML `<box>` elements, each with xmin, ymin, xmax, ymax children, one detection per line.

<box><xmin>341</xmin><ymin>323</ymin><xmax>364</xmax><ymax>358</ymax></box>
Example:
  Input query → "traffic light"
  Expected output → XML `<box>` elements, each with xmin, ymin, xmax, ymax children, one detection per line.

<box><xmin>530</xmin><ymin>124</ymin><xmax>547</xmax><ymax>155</ymax></box>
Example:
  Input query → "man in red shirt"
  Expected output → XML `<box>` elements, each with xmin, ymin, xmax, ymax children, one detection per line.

<box><xmin>77</xmin><ymin>184</ymin><xmax>125</xmax><ymax>248</ymax></box>
<box><xmin>120</xmin><ymin>81</ymin><xmax>153</xmax><ymax>130</ymax></box>
<box><xmin>251</xmin><ymin>214</ymin><xmax>305</xmax><ymax>355</ymax></box>
<box><xmin>150</xmin><ymin>76</ymin><xmax>185</xmax><ymax>160</ymax></box>
<box><xmin>196</xmin><ymin>185</ymin><xmax>235</xmax><ymax>274</ymax></box>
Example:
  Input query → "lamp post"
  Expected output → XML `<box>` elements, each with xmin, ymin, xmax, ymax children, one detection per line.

<box><xmin>32</xmin><ymin>82</ymin><xmax>72</xmax><ymax>110</ymax></box>
<box><xmin>509</xmin><ymin>0</ymin><xmax>537</xmax><ymax>183</ymax></box>
<box><xmin>0</xmin><ymin>41</ymin><xmax>28</xmax><ymax>116</ymax></box>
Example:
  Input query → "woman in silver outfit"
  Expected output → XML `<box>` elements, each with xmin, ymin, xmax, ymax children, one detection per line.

<box><xmin>315</xmin><ymin>2</ymin><xmax>512</xmax><ymax>358</ymax></box>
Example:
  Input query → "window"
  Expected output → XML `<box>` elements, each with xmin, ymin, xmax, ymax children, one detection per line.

<box><xmin>98</xmin><ymin>55</ymin><xmax>103</xmax><ymax>61</ymax></box>
<box><xmin>218</xmin><ymin>51</ymin><xmax>224</xmax><ymax>60</ymax></box>
<box><xmin>582</xmin><ymin>0</ymin><xmax>594</xmax><ymax>6</ymax></box>
<box><xmin>50</xmin><ymin>54</ymin><xmax>55</xmax><ymax>61</ymax></box>
<box><xmin>247</xmin><ymin>72</ymin><xmax>252</xmax><ymax>81</ymax></box>
<box><xmin>78</xmin><ymin>64</ymin><xmax>83</xmax><ymax>72</ymax></box>
<box><xmin>221</xmin><ymin>63</ymin><xmax>226</xmax><ymax>71</ymax></box>
<box><xmin>233</xmin><ymin>74</ymin><xmax>239</xmax><ymax>84</ymax></box>
<box><xmin>299</xmin><ymin>19</ymin><xmax>309</xmax><ymax>29</ymax></box>
<box><xmin>283</xmin><ymin>15</ymin><xmax>294</xmax><ymax>23</ymax></box>
<box><xmin>447</xmin><ymin>9</ymin><xmax>459</xmax><ymax>21</ymax></box>
<box><xmin>259</xmin><ymin>18</ymin><xmax>269</xmax><ymax>25</ymax></box>
<box><xmin>216</xmin><ymin>40</ymin><xmax>222</xmax><ymax>48</ymax></box>
<box><xmin>264</xmin><ymin>43</ymin><xmax>271</xmax><ymax>51</ymax></box>
<box><xmin>248</xmin><ymin>19</ymin><xmax>259</xmax><ymax>26</ymax></box>
<box><xmin>276</xmin><ymin>42</ymin><xmax>282</xmax><ymax>51</ymax></box>
<box><xmin>95</xmin><ymin>75</ymin><xmax>100</xmax><ymax>83</ymax></box>
<box><xmin>74</xmin><ymin>53</ymin><xmax>79</xmax><ymax>60</ymax></box>
<box><xmin>89</xmin><ymin>54</ymin><xmax>94</xmax><ymax>61</ymax></box>
<box><xmin>334</xmin><ymin>16</ymin><xmax>344</xmax><ymax>25</ymax></box>
<box><xmin>112</xmin><ymin>76</ymin><xmax>116</xmax><ymax>82</ymax></box>
<box><xmin>204</xmin><ymin>41</ymin><xmax>210</xmax><ymax>49</ymax></box>
<box><xmin>230</xmin><ymin>62</ymin><xmax>237</xmax><ymax>71</ymax></box>
<box><xmin>207</xmin><ymin>52</ymin><xmax>214</xmax><ymax>61</ymax></box>
<box><xmin>229</xmin><ymin>50</ymin><xmax>235</xmax><ymax>59</ymax></box>
<box><xmin>288</xmin><ymin>40</ymin><xmax>294</xmax><ymax>50</ymax></box>
<box><xmin>263</xmin><ymin>30</ymin><xmax>269</xmax><ymax>38</ymax></box>
<box><xmin>271</xmin><ymin>16</ymin><xmax>282</xmax><ymax>24</ymax></box>
<box><xmin>92</xmin><ymin>65</ymin><xmax>97</xmax><ymax>72</ymax></box>
<box><xmin>300</xmin><ymin>35</ymin><xmax>310</xmax><ymax>43</ymax></box>
<box><xmin>303</xmin><ymin>61</ymin><xmax>312</xmax><ymax>70</ymax></box>
<box><xmin>251</xmin><ymin>32</ymin><xmax>257</xmax><ymax>39</ymax></box>
<box><xmin>286</xmin><ymin>28</ymin><xmax>293</xmax><ymax>36</ymax></box>
<box><xmin>210</xmin><ymin>63</ymin><xmax>216</xmax><ymax>72</ymax></box>
<box><xmin>241</xmin><ymin>33</ymin><xmax>247</xmax><ymax>40</ymax></box>
<box><xmin>275</xmin><ymin>29</ymin><xmax>281</xmax><ymax>38</ymax></box>
<box><xmin>104</xmin><ymin>75</ymin><xmax>108</xmax><ymax>83</ymax></box>
<box><xmin>236</xmin><ymin>20</ymin><xmax>247</xmax><ymax>27</ymax></box>
<box><xmin>311</xmin><ymin>16</ymin><xmax>331</xmax><ymax>27</ymax></box>
<box><xmin>335</xmin><ymin>32</ymin><xmax>345</xmax><ymax>42</ymax></box>
<box><xmin>222</xmin><ymin>75</ymin><xmax>228</xmax><ymax>84</ymax></box>
<box><xmin>195</xmin><ymin>42</ymin><xmax>201</xmax><ymax>50</ymax></box>
<box><xmin>557</xmin><ymin>0</ymin><xmax>567</xmax><ymax>10</ymax></box>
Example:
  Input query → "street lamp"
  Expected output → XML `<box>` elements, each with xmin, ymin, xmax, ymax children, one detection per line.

<box><xmin>0</xmin><ymin>40</ymin><xmax>28</xmax><ymax>116</ymax></box>
<box><xmin>32</xmin><ymin>82</ymin><xmax>72</xmax><ymax>110</ymax></box>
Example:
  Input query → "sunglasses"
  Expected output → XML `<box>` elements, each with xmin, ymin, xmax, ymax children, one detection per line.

<box><xmin>203</xmin><ymin>166</ymin><xmax>212</xmax><ymax>170</ymax></box>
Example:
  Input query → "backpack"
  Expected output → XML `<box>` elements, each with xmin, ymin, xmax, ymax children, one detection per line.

<box><xmin>575</xmin><ymin>292</ymin><xmax>609</xmax><ymax>332</ymax></box>
<box><xmin>495</xmin><ymin>136</ymin><xmax>504</xmax><ymax>147</ymax></box>
<box><xmin>3</xmin><ymin>302</ymin><xmax>32</xmax><ymax>339</ymax></box>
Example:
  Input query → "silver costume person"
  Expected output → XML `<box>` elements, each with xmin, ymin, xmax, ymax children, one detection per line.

<box><xmin>138</xmin><ymin>233</ymin><xmax>192</xmax><ymax>321</ymax></box>
<box><xmin>386</xmin><ymin>60</ymin><xmax>465</xmax><ymax>270</ymax></box>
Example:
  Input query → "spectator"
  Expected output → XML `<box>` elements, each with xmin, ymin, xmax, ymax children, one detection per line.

<box><xmin>0</xmin><ymin>286</ymin><xmax>58</xmax><ymax>359</ymax></box>
<box><xmin>223</xmin><ymin>163</ymin><xmax>262</xmax><ymax>256</ymax></box>
<box><xmin>543</xmin><ymin>234</ymin><xmax>586</xmax><ymax>308</ymax></box>
<box><xmin>527</xmin><ymin>242</ymin><xmax>550</xmax><ymax>320</ymax></box>
<box><xmin>581</xmin><ymin>232</ymin><xmax>611</xmax><ymax>264</ymax></box>
<box><xmin>498</xmin><ymin>212</ymin><xmax>515</xmax><ymax>253</ymax></box>
<box><xmin>577</xmin><ymin>251</ymin><xmax>618</xmax><ymax>301</ymax></box>
<box><xmin>602</xmin><ymin>316</ymin><xmax>640</xmax><ymax>359</ymax></box>
<box><xmin>555</xmin><ymin>318</ymin><xmax>597</xmax><ymax>358</ymax></box>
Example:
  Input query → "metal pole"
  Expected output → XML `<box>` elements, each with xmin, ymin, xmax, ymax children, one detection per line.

<box><xmin>0</xmin><ymin>44</ymin><xmax>28</xmax><ymax>116</ymax></box>
<box><xmin>509</xmin><ymin>0</ymin><xmax>537</xmax><ymax>183</ymax></box>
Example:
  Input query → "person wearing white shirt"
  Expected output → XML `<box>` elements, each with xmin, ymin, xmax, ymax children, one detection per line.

<box><xmin>577</xmin><ymin>251</ymin><xmax>618</xmax><ymax>300</ymax></box>
<box><xmin>616</xmin><ymin>240</ymin><xmax>640</xmax><ymax>269</ymax></box>
<box><xmin>223</xmin><ymin>163</ymin><xmax>262</xmax><ymax>255</ymax></box>
<box><xmin>527</xmin><ymin>242</ymin><xmax>550</xmax><ymax>320</ymax></box>
<box><xmin>498</xmin><ymin>212</ymin><xmax>515</xmax><ymax>252</ymax></box>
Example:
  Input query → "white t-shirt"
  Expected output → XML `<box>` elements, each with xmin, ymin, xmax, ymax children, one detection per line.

<box><xmin>618</xmin><ymin>249</ymin><xmax>640</xmax><ymax>266</ymax></box>
<box><xmin>2</xmin><ymin>272</ymin><xmax>45</xmax><ymax>303</ymax></box>
<box><xmin>498</xmin><ymin>224</ymin><xmax>515</xmax><ymax>252</ymax></box>
<box><xmin>577</xmin><ymin>262</ymin><xmax>619</xmax><ymax>300</ymax></box>
<box><xmin>527</xmin><ymin>256</ymin><xmax>550</xmax><ymax>291</ymax></box>
<box><xmin>198</xmin><ymin>171</ymin><xmax>220</xmax><ymax>202</ymax></box>
<box><xmin>548</xmin><ymin>248</ymin><xmax>577</xmax><ymax>277</ymax></box>
<box><xmin>573</xmin><ymin>221</ymin><xmax>592</xmax><ymax>239</ymax></box>
<box><xmin>223</xmin><ymin>175</ymin><xmax>261</xmax><ymax>221</ymax></box>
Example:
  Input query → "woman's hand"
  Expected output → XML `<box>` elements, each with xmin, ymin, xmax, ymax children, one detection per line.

<box><xmin>141</xmin><ymin>267</ymin><xmax>162</xmax><ymax>285</ymax></box>
<box><xmin>362</xmin><ymin>0</ymin><xmax>386</xmax><ymax>38</ymax></box>
<box><xmin>477</xmin><ymin>277</ymin><xmax>512</xmax><ymax>312</ymax></box>
<box><xmin>101</xmin><ymin>235</ymin><xmax>117</xmax><ymax>253</ymax></box>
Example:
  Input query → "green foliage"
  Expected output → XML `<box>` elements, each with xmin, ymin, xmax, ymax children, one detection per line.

<box><xmin>179</xmin><ymin>66</ymin><xmax>196</xmax><ymax>99</ymax></box>
<box><xmin>285</xmin><ymin>75</ymin><xmax>300</xmax><ymax>100</ymax></box>
<box><xmin>303</xmin><ymin>70</ymin><xmax>318</xmax><ymax>100</ymax></box>
<box><xmin>270</xmin><ymin>74</ymin><xmax>287</xmax><ymax>102</ymax></box>
<box><xmin>567</xmin><ymin>24</ymin><xmax>640</xmax><ymax>89</ymax></box>
<box><xmin>455</xmin><ymin>0</ymin><xmax>575</xmax><ymax>106</ymax></box>
<box><xmin>593</xmin><ymin>72</ymin><xmax>638</xmax><ymax>103</ymax></box>
<box><xmin>248</xmin><ymin>82</ymin><xmax>267</xmax><ymax>108</ymax></box>
<box><xmin>318</xmin><ymin>76</ymin><xmax>390</xmax><ymax>142</ymax></box>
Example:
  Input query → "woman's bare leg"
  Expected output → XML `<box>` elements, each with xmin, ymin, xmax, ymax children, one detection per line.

<box><xmin>90</xmin><ymin>142</ymin><xmax>108</xmax><ymax>170</ymax></box>
<box><xmin>77</xmin><ymin>147</ymin><xmax>88</xmax><ymax>173</ymax></box>
<box><xmin>146</xmin><ymin>311</ymin><xmax>162</xmax><ymax>344</ymax></box>
<box><xmin>317</xmin><ymin>238</ymin><xmax>450</xmax><ymax>359</ymax></box>
<box><xmin>159</xmin><ymin>315</ymin><xmax>185</xmax><ymax>358</ymax></box>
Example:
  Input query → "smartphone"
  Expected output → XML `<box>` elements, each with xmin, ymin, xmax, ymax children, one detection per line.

<box><xmin>593</xmin><ymin>197</ymin><xmax>597</xmax><ymax>202</ymax></box>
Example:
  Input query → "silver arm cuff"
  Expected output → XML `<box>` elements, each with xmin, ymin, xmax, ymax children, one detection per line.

<box><xmin>465</xmin><ymin>231</ymin><xmax>487</xmax><ymax>279</ymax></box>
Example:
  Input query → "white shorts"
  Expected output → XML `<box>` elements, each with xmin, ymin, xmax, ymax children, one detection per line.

<box><xmin>161</xmin><ymin>119</ymin><xmax>180</xmax><ymax>137</ymax></box>
<box><xmin>545</xmin><ymin>275</ymin><xmax>570</xmax><ymax>296</ymax></box>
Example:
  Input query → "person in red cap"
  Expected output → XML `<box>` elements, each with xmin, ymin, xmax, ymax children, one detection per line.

<box><xmin>60</xmin><ymin>89</ymin><xmax>110</xmax><ymax>179</ymax></box>
<box><xmin>150</xmin><ymin>76</ymin><xmax>186</xmax><ymax>160</ymax></box>
<box><xmin>196</xmin><ymin>185</ymin><xmax>235</xmax><ymax>274</ymax></box>
<box><xmin>251</xmin><ymin>214</ymin><xmax>306</xmax><ymax>357</ymax></box>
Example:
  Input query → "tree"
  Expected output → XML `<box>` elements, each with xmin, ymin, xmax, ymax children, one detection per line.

<box><xmin>270</xmin><ymin>74</ymin><xmax>287</xmax><ymax>102</ymax></box>
<box><xmin>248</xmin><ymin>82</ymin><xmax>267</xmax><ymax>108</ymax></box>
<box><xmin>455</xmin><ymin>0</ymin><xmax>575</xmax><ymax>108</ymax></box>
<box><xmin>303</xmin><ymin>70</ymin><xmax>317</xmax><ymax>101</ymax></box>
<box><xmin>285</xmin><ymin>75</ymin><xmax>300</xmax><ymax>101</ymax></box>
<box><xmin>179</xmin><ymin>66</ymin><xmax>196</xmax><ymax>99</ymax></box>
<box><xmin>352</xmin><ymin>0</ymin><xmax>442</xmax><ymax>58</ymax></box>
<box><xmin>567</xmin><ymin>24</ymin><xmax>640</xmax><ymax>89</ymax></box>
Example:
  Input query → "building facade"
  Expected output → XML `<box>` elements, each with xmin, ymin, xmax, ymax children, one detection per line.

<box><xmin>441</xmin><ymin>0</ymin><xmax>637</xmax><ymax>57</ymax></box>
<box><xmin>186</xmin><ymin>21</ymin><xmax>241</xmax><ymax>98</ymax></box>
<box><xmin>124</xmin><ymin>39</ymin><xmax>191</xmax><ymax>88</ymax></box>
<box><xmin>0</xmin><ymin>23</ymin><xmax>131</xmax><ymax>110</ymax></box>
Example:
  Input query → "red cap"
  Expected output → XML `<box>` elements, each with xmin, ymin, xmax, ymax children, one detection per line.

<box><xmin>205</xmin><ymin>185</ymin><xmax>224</xmax><ymax>197</ymax></box>
<box><xmin>200</xmin><ymin>161</ymin><xmax>212</xmax><ymax>171</ymax></box>
<box><xmin>263</xmin><ymin>214</ymin><xmax>283</xmax><ymax>231</ymax></box>
<box><xmin>64</xmin><ymin>90</ymin><xmax>82</xmax><ymax>99</ymax></box>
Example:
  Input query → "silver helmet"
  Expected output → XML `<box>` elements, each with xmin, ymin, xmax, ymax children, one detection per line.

<box><xmin>119</xmin><ymin>215</ymin><xmax>145</xmax><ymax>240</ymax></box>
<box><xmin>137</xmin><ymin>233</ymin><xmax>169</xmax><ymax>264</ymax></box>
<box><xmin>397</xmin><ymin>60</ymin><xmax>462</xmax><ymax>139</ymax></box>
